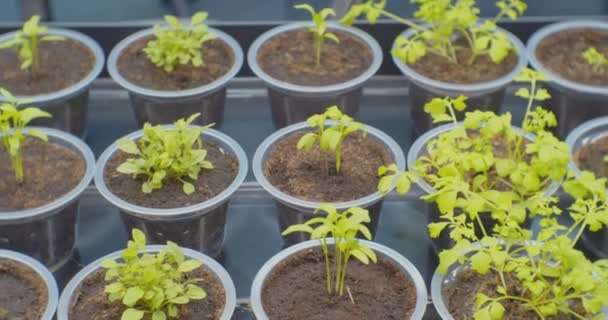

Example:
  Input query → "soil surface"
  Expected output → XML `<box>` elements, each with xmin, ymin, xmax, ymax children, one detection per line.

<box><xmin>104</xmin><ymin>142</ymin><xmax>238</xmax><ymax>209</ymax></box>
<box><xmin>536</xmin><ymin>29</ymin><xmax>608</xmax><ymax>86</ymax></box>
<box><xmin>409</xmin><ymin>37</ymin><xmax>518</xmax><ymax>84</ymax></box>
<box><xmin>264</xmin><ymin>131</ymin><xmax>392</xmax><ymax>202</ymax></box>
<box><xmin>0</xmin><ymin>258</ymin><xmax>48</xmax><ymax>320</ymax></box>
<box><xmin>257</xmin><ymin>29</ymin><xmax>373</xmax><ymax>86</ymax></box>
<box><xmin>0</xmin><ymin>38</ymin><xmax>94</xmax><ymax>95</ymax></box>
<box><xmin>69</xmin><ymin>265</ymin><xmax>225</xmax><ymax>320</ymax></box>
<box><xmin>0</xmin><ymin>138</ymin><xmax>86</xmax><ymax>211</ymax></box>
<box><xmin>117</xmin><ymin>36</ymin><xmax>234</xmax><ymax>90</ymax></box>
<box><xmin>574</xmin><ymin>135</ymin><xmax>608</xmax><ymax>178</ymax></box>
<box><xmin>262</xmin><ymin>247</ymin><xmax>417</xmax><ymax>320</ymax></box>
<box><xmin>446</xmin><ymin>269</ymin><xmax>587</xmax><ymax>319</ymax></box>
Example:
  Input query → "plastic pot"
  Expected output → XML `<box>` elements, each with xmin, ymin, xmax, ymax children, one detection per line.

<box><xmin>393</xmin><ymin>27</ymin><xmax>527</xmax><ymax>135</ymax></box>
<box><xmin>107</xmin><ymin>28</ymin><xmax>243</xmax><ymax>129</ymax></box>
<box><xmin>56</xmin><ymin>245</ymin><xmax>236</xmax><ymax>320</ymax></box>
<box><xmin>0</xmin><ymin>249</ymin><xmax>59</xmax><ymax>320</ymax></box>
<box><xmin>250</xmin><ymin>238</ymin><xmax>427</xmax><ymax>319</ymax></box>
<box><xmin>566</xmin><ymin>116</ymin><xmax>608</xmax><ymax>258</ymax></box>
<box><xmin>94</xmin><ymin>125</ymin><xmax>248</xmax><ymax>258</ymax></box>
<box><xmin>0</xmin><ymin>29</ymin><xmax>105</xmax><ymax>138</ymax></box>
<box><xmin>252</xmin><ymin>121</ymin><xmax>405</xmax><ymax>245</ymax></box>
<box><xmin>247</xmin><ymin>22</ymin><xmax>382</xmax><ymax>129</ymax></box>
<box><xmin>0</xmin><ymin>127</ymin><xmax>95</xmax><ymax>271</ymax></box>
<box><xmin>431</xmin><ymin>250</ymin><xmax>608</xmax><ymax>319</ymax></box>
<box><xmin>527</xmin><ymin>20</ymin><xmax>608</xmax><ymax>139</ymax></box>
<box><xmin>407</xmin><ymin>123</ymin><xmax>560</xmax><ymax>252</ymax></box>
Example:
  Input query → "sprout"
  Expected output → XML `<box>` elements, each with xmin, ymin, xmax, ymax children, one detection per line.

<box><xmin>582</xmin><ymin>47</ymin><xmax>608</xmax><ymax>73</ymax></box>
<box><xmin>294</xmin><ymin>4</ymin><xmax>340</xmax><ymax>65</ymax></box>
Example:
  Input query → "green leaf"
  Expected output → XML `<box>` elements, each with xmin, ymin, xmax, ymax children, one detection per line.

<box><xmin>471</xmin><ymin>251</ymin><xmax>492</xmax><ymax>274</ymax></box>
<box><xmin>282</xmin><ymin>224</ymin><xmax>314</xmax><ymax>236</ymax></box>
<box><xmin>182</xmin><ymin>182</ymin><xmax>195</xmax><ymax>195</ymax></box>
<box><xmin>117</xmin><ymin>138</ymin><xmax>140</xmax><ymax>154</ymax></box>
<box><xmin>123</xmin><ymin>287</ymin><xmax>145</xmax><ymax>306</ymax></box>
<box><xmin>489</xmin><ymin>301</ymin><xmax>505</xmax><ymax>319</ymax></box>
<box><xmin>121</xmin><ymin>308</ymin><xmax>144</xmax><ymax>320</ymax></box>
<box><xmin>428</xmin><ymin>222</ymin><xmax>449</xmax><ymax>238</ymax></box>
<box><xmin>297</xmin><ymin>132</ymin><xmax>318</xmax><ymax>151</ymax></box>
<box><xmin>178</xmin><ymin>260</ymin><xmax>202</xmax><ymax>273</ymax></box>
<box><xmin>190</xmin><ymin>12</ymin><xmax>208</xmax><ymax>25</ymax></box>
<box><xmin>132</xmin><ymin>229</ymin><xmax>146</xmax><ymax>247</ymax></box>
<box><xmin>152</xmin><ymin>311</ymin><xmax>167</xmax><ymax>320</ymax></box>
<box><xmin>26</xmin><ymin>129</ymin><xmax>48</xmax><ymax>142</ymax></box>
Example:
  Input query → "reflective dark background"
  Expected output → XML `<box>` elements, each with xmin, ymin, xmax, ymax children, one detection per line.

<box><xmin>1</xmin><ymin>0</ymin><xmax>607</xmax><ymax>22</ymax></box>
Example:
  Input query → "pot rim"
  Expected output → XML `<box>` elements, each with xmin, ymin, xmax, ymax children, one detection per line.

<box><xmin>527</xmin><ymin>20</ymin><xmax>608</xmax><ymax>97</ymax></box>
<box><xmin>0</xmin><ymin>127</ymin><xmax>96</xmax><ymax>221</ymax></box>
<box><xmin>0</xmin><ymin>28</ymin><xmax>105</xmax><ymax>104</ymax></box>
<box><xmin>565</xmin><ymin>115</ymin><xmax>608</xmax><ymax>176</ymax></box>
<box><xmin>250</xmin><ymin>238</ymin><xmax>428</xmax><ymax>320</ymax></box>
<box><xmin>407</xmin><ymin>121</ymin><xmax>561</xmax><ymax>197</ymax></box>
<box><xmin>107</xmin><ymin>27</ymin><xmax>243</xmax><ymax>99</ymax></box>
<box><xmin>393</xmin><ymin>25</ymin><xmax>527</xmax><ymax>93</ymax></box>
<box><xmin>93</xmin><ymin>125</ymin><xmax>248</xmax><ymax>218</ymax></box>
<box><xmin>252</xmin><ymin>120</ymin><xmax>406</xmax><ymax>211</ymax></box>
<box><xmin>0</xmin><ymin>249</ymin><xmax>59</xmax><ymax>320</ymax></box>
<box><xmin>247</xmin><ymin>21</ymin><xmax>383</xmax><ymax>94</ymax></box>
<box><xmin>56</xmin><ymin>245</ymin><xmax>236</xmax><ymax>320</ymax></box>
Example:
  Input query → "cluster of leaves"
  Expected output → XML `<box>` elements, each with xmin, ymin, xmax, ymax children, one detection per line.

<box><xmin>436</xmin><ymin>172</ymin><xmax>608</xmax><ymax>320</ymax></box>
<box><xmin>582</xmin><ymin>47</ymin><xmax>608</xmax><ymax>73</ymax></box>
<box><xmin>0</xmin><ymin>88</ymin><xmax>51</xmax><ymax>182</ymax></box>
<box><xmin>282</xmin><ymin>204</ymin><xmax>377</xmax><ymax>297</ymax></box>
<box><xmin>115</xmin><ymin>113</ymin><xmax>214</xmax><ymax>195</ymax></box>
<box><xmin>295</xmin><ymin>4</ymin><xmax>340</xmax><ymax>65</ymax></box>
<box><xmin>341</xmin><ymin>0</ymin><xmax>527</xmax><ymax>65</ymax></box>
<box><xmin>102</xmin><ymin>229</ymin><xmax>207</xmax><ymax>320</ymax></box>
<box><xmin>0</xmin><ymin>15</ymin><xmax>64</xmax><ymax>73</ymax></box>
<box><xmin>144</xmin><ymin>12</ymin><xmax>216</xmax><ymax>73</ymax></box>
<box><xmin>297</xmin><ymin>106</ymin><xmax>366</xmax><ymax>174</ymax></box>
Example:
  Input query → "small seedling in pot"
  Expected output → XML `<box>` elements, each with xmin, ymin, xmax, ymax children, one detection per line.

<box><xmin>0</xmin><ymin>15</ymin><xmax>64</xmax><ymax>74</ymax></box>
<box><xmin>115</xmin><ymin>113</ymin><xmax>214</xmax><ymax>195</ymax></box>
<box><xmin>0</xmin><ymin>88</ymin><xmax>51</xmax><ymax>182</ymax></box>
<box><xmin>433</xmin><ymin>171</ymin><xmax>608</xmax><ymax>319</ymax></box>
<box><xmin>297</xmin><ymin>105</ymin><xmax>366</xmax><ymax>175</ymax></box>
<box><xmin>294</xmin><ymin>4</ymin><xmax>340</xmax><ymax>65</ymax></box>
<box><xmin>144</xmin><ymin>12</ymin><xmax>217</xmax><ymax>72</ymax></box>
<box><xmin>377</xmin><ymin>68</ymin><xmax>569</xmax><ymax>243</ymax></box>
<box><xmin>102</xmin><ymin>228</ymin><xmax>207</xmax><ymax>320</ymax></box>
<box><xmin>341</xmin><ymin>0</ymin><xmax>527</xmax><ymax>65</ymax></box>
<box><xmin>582</xmin><ymin>47</ymin><xmax>608</xmax><ymax>73</ymax></box>
<box><xmin>282</xmin><ymin>204</ymin><xmax>377</xmax><ymax>298</ymax></box>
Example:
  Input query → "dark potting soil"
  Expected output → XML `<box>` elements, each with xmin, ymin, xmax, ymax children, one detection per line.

<box><xmin>262</xmin><ymin>247</ymin><xmax>417</xmax><ymax>320</ymax></box>
<box><xmin>409</xmin><ymin>40</ymin><xmax>518</xmax><ymax>84</ymax></box>
<box><xmin>574</xmin><ymin>135</ymin><xmax>608</xmax><ymax>178</ymax></box>
<box><xmin>69</xmin><ymin>266</ymin><xmax>225</xmax><ymax>320</ymax></box>
<box><xmin>446</xmin><ymin>269</ymin><xmax>587</xmax><ymax>319</ymax></box>
<box><xmin>0</xmin><ymin>138</ymin><xmax>86</xmax><ymax>211</ymax></box>
<box><xmin>117</xmin><ymin>36</ymin><xmax>234</xmax><ymax>91</ymax></box>
<box><xmin>264</xmin><ymin>131</ymin><xmax>392</xmax><ymax>202</ymax></box>
<box><xmin>256</xmin><ymin>29</ymin><xmax>373</xmax><ymax>86</ymax></box>
<box><xmin>536</xmin><ymin>29</ymin><xmax>608</xmax><ymax>86</ymax></box>
<box><xmin>104</xmin><ymin>142</ymin><xmax>238</xmax><ymax>209</ymax></box>
<box><xmin>0</xmin><ymin>38</ymin><xmax>94</xmax><ymax>95</ymax></box>
<box><xmin>0</xmin><ymin>259</ymin><xmax>48</xmax><ymax>320</ymax></box>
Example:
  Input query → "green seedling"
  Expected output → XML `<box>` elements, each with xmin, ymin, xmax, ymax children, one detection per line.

<box><xmin>582</xmin><ymin>47</ymin><xmax>608</xmax><ymax>73</ymax></box>
<box><xmin>297</xmin><ymin>105</ymin><xmax>366</xmax><ymax>174</ymax></box>
<box><xmin>102</xmin><ymin>229</ymin><xmax>207</xmax><ymax>320</ymax></box>
<box><xmin>144</xmin><ymin>12</ymin><xmax>217</xmax><ymax>72</ymax></box>
<box><xmin>378</xmin><ymin>68</ymin><xmax>569</xmax><ymax>244</ymax></box>
<box><xmin>282</xmin><ymin>204</ymin><xmax>377</xmax><ymax>298</ymax></box>
<box><xmin>115</xmin><ymin>113</ymin><xmax>214</xmax><ymax>195</ymax></box>
<box><xmin>0</xmin><ymin>88</ymin><xmax>51</xmax><ymax>182</ymax></box>
<box><xmin>433</xmin><ymin>171</ymin><xmax>608</xmax><ymax>319</ymax></box>
<box><xmin>341</xmin><ymin>0</ymin><xmax>527</xmax><ymax>65</ymax></box>
<box><xmin>0</xmin><ymin>15</ymin><xmax>64</xmax><ymax>73</ymax></box>
<box><xmin>294</xmin><ymin>4</ymin><xmax>340</xmax><ymax>65</ymax></box>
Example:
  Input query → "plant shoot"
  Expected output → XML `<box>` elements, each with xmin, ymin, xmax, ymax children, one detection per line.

<box><xmin>341</xmin><ymin>0</ymin><xmax>527</xmax><ymax>65</ymax></box>
<box><xmin>144</xmin><ymin>12</ymin><xmax>217</xmax><ymax>72</ymax></box>
<box><xmin>0</xmin><ymin>15</ymin><xmax>64</xmax><ymax>73</ymax></box>
<box><xmin>0</xmin><ymin>88</ymin><xmax>51</xmax><ymax>182</ymax></box>
<box><xmin>297</xmin><ymin>106</ymin><xmax>366</xmax><ymax>174</ymax></box>
<box><xmin>282</xmin><ymin>204</ymin><xmax>377</xmax><ymax>297</ymax></box>
<box><xmin>102</xmin><ymin>229</ymin><xmax>207</xmax><ymax>320</ymax></box>
<box><xmin>582</xmin><ymin>47</ymin><xmax>608</xmax><ymax>73</ymax></box>
<box><xmin>115</xmin><ymin>113</ymin><xmax>214</xmax><ymax>195</ymax></box>
<box><xmin>294</xmin><ymin>4</ymin><xmax>340</xmax><ymax>65</ymax></box>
